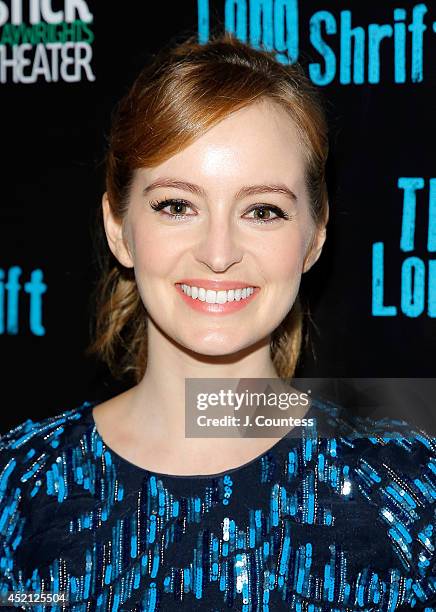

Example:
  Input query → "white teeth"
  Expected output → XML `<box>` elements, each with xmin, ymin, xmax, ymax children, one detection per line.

<box><xmin>216</xmin><ymin>290</ymin><xmax>227</xmax><ymax>304</ymax></box>
<box><xmin>179</xmin><ymin>284</ymin><xmax>255</xmax><ymax>303</ymax></box>
<box><xmin>206</xmin><ymin>290</ymin><xmax>216</xmax><ymax>304</ymax></box>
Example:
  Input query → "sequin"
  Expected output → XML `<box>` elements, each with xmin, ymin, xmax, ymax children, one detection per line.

<box><xmin>0</xmin><ymin>398</ymin><xmax>435</xmax><ymax>611</ymax></box>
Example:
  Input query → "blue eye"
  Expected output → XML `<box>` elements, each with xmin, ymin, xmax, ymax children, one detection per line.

<box><xmin>149</xmin><ymin>199</ymin><xmax>292</xmax><ymax>224</ymax></box>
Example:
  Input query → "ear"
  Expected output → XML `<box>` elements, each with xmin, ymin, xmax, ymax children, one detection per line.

<box><xmin>303</xmin><ymin>222</ymin><xmax>327</xmax><ymax>274</ymax></box>
<box><xmin>102</xmin><ymin>192</ymin><xmax>134</xmax><ymax>269</ymax></box>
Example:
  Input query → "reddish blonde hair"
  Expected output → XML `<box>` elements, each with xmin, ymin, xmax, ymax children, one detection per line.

<box><xmin>86</xmin><ymin>32</ymin><xmax>329</xmax><ymax>383</ymax></box>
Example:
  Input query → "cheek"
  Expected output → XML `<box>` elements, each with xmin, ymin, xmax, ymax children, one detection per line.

<box><xmin>130</xmin><ymin>227</ymin><xmax>180</xmax><ymax>274</ymax></box>
<box><xmin>255</xmin><ymin>228</ymin><xmax>307</xmax><ymax>280</ymax></box>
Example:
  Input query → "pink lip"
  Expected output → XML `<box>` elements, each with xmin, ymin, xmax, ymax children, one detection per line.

<box><xmin>175</xmin><ymin>283</ymin><xmax>260</xmax><ymax>315</ymax></box>
<box><xmin>175</xmin><ymin>278</ymin><xmax>259</xmax><ymax>291</ymax></box>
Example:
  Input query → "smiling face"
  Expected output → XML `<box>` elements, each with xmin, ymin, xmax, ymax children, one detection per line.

<box><xmin>103</xmin><ymin>99</ymin><xmax>326</xmax><ymax>357</ymax></box>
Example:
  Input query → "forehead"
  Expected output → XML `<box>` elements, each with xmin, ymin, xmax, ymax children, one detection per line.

<box><xmin>138</xmin><ymin>100</ymin><xmax>306</xmax><ymax>192</ymax></box>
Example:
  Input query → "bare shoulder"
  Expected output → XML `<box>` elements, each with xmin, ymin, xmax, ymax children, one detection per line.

<box><xmin>92</xmin><ymin>386</ymin><xmax>137</xmax><ymax>446</ymax></box>
<box><xmin>93</xmin><ymin>386</ymin><xmax>136</xmax><ymax>419</ymax></box>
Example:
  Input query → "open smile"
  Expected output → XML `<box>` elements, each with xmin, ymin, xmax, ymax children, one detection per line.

<box><xmin>174</xmin><ymin>281</ymin><xmax>260</xmax><ymax>314</ymax></box>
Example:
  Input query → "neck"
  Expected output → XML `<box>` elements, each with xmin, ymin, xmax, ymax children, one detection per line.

<box><xmin>127</xmin><ymin>321</ymin><xmax>280</xmax><ymax>444</ymax></box>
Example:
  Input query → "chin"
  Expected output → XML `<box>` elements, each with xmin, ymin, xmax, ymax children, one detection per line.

<box><xmin>177</xmin><ymin>331</ymin><xmax>257</xmax><ymax>357</ymax></box>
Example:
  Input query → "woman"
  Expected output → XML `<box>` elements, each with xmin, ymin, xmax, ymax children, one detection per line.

<box><xmin>0</xmin><ymin>33</ymin><xmax>434</xmax><ymax>611</ymax></box>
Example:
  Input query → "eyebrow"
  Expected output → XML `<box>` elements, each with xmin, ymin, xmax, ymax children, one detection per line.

<box><xmin>143</xmin><ymin>178</ymin><xmax>298</xmax><ymax>202</ymax></box>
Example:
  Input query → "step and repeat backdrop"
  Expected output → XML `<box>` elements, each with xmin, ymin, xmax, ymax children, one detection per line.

<box><xmin>1</xmin><ymin>1</ymin><xmax>435</xmax><ymax>431</ymax></box>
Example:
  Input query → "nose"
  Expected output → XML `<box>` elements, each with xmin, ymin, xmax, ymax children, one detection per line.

<box><xmin>193</xmin><ymin>215</ymin><xmax>244</xmax><ymax>273</ymax></box>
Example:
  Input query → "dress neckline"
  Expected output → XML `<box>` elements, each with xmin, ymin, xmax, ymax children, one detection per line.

<box><xmin>80</xmin><ymin>399</ymin><xmax>314</xmax><ymax>480</ymax></box>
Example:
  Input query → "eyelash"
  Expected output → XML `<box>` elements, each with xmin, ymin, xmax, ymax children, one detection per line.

<box><xmin>149</xmin><ymin>198</ymin><xmax>292</xmax><ymax>224</ymax></box>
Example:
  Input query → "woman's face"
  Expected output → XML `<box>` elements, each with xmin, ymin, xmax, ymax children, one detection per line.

<box><xmin>103</xmin><ymin>99</ymin><xmax>326</xmax><ymax>356</ymax></box>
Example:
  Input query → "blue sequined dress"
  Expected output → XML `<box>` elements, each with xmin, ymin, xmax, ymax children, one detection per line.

<box><xmin>0</xmin><ymin>397</ymin><xmax>435</xmax><ymax>611</ymax></box>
